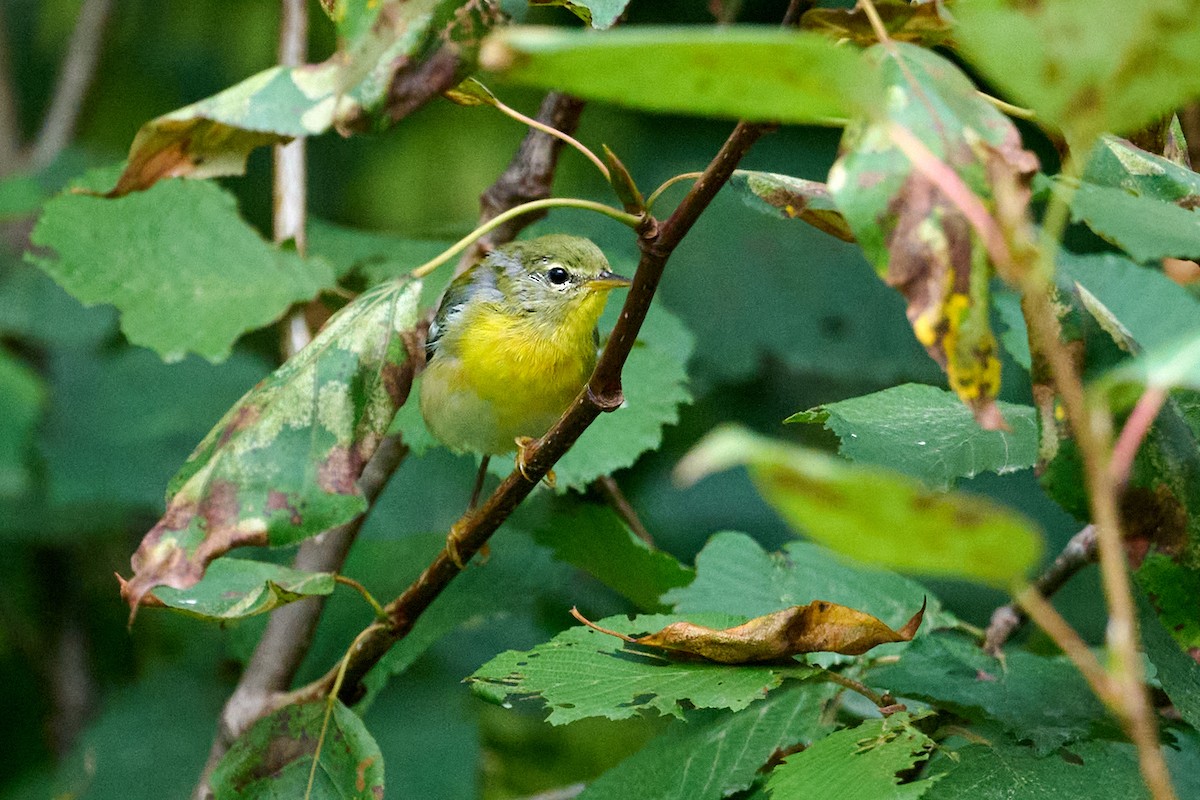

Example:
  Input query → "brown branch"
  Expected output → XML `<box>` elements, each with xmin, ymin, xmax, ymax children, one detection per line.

<box><xmin>193</xmin><ymin>436</ymin><xmax>408</xmax><ymax>800</ymax></box>
<box><xmin>455</xmin><ymin>92</ymin><xmax>586</xmax><ymax>275</ymax></box>
<box><xmin>984</xmin><ymin>524</ymin><xmax>1098</xmax><ymax>654</ymax></box>
<box><xmin>30</xmin><ymin>0</ymin><xmax>113</xmax><ymax>169</ymax></box>
<box><xmin>270</xmin><ymin>120</ymin><xmax>768</xmax><ymax>708</ymax></box>
<box><xmin>593</xmin><ymin>475</ymin><xmax>653</xmax><ymax>545</ymax></box>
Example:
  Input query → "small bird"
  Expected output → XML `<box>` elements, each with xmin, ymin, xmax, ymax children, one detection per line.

<box><xmin>420</xmin><ymin>234</ymin><xmax>631</xmax><ymax>564</ymax></box>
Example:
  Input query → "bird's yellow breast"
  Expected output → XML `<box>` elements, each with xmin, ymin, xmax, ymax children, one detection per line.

<box><xmin>420</xmin><ymin>293</ymin><xmax>605</xmax><ymax>455</ymax></box>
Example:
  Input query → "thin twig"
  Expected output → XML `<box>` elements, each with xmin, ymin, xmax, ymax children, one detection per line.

<box><xmin>0</xmin><ymin>8</ymin><xmax>22</xmax><ymax>174</ymax></box>
<box><xmin>592</xmin><ymin>475</ymin><xmax>653</xmax><ymax>545</ymax></box>
<box><xmin>456</xmin><ymin>92</ymin><xmax>586</xmax><ymax>275</ymax></box>
<box><xmin>817</xmin><ymin>668</ymin><xmax>892</xmax><ymax>709</ymax></box>
<box><xmin>984</xmin><ymin>525</ymin><xmax>1098</xmax><ymax>654</ymax></box>
<box><xmin>30</xmin><ymin>0</ymin><xmax>113</xmax><ymax>169</ymax></box>
<box><xmin>276</xmin><ymin>120</ymin><xmax>767</xmax><ymax>708</ymax></box>
<box><xmin>1110</xmin><ymin>387</ymin><xmax>1168</xmax><ymax>488</ymax></box>
<box><xmin>1015</xmin><ymin>584</ymin><xmax>1117</xmax><ymax>707</ymax></box>
<box><xmin>645</xmin><ymin>172</ymin><xmax>704</xmax><ymax>213</ymax></box>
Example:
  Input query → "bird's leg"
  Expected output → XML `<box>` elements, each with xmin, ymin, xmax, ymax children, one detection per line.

<box><xmin>447</xmin><ymin>456</ymin><xmax>492</xmax><ymax>569</ymax></box>
<box><xmin>514</xmin><ymin>436</ymin><xmax>556</xmax><ymax>488</ymax></box>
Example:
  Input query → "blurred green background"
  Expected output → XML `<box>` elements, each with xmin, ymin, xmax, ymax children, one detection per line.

<box><xmin>0</xmin><ymin>1</ymin><xmax>1094</xmax><ymax>797</ymax></box>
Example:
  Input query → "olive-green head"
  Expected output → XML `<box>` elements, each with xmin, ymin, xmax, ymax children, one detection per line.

<box><xmin>475</xmin><ymin>234</ymin><xmax>630</xmax><ymax>319</ymax></box>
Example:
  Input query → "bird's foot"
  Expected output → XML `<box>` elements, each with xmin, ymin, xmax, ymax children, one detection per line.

<box><xmin>446</xmin><ymin>521</ymin><xmax>469</xmax><ymax>569</ymax></box>
<box><xmin>514</xmin><ymin>436</ymin><xmax>556</xmax><ymax>488</ymax></box>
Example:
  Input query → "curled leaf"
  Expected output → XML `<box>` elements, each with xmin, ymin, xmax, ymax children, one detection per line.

<box><xmin>730</xmin><ymin>170</ymin><xmax>855</xmax><ymax>242</ymax></box>
<box><xmin>443</xmin><ymin>76</ymin><xmax>499</xmax><ymax>107</ymax></box>
<box><xmin>121</xmin><ymin>278</ymin><xmax>423</xmax><ymax>616</ymax></box>
<box><xmin>572</xmin><ymin>599</ymin><xmax>925</xmax><ymax>663</ymax></box>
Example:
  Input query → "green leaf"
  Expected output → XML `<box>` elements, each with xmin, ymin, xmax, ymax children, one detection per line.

<box><xmin>1069</xmin><ymin>182</ymin><xmax>1200</xmax><ymax>263</ymax></box>
<box><xmin>1138</xmin><ymin>554</ymin><xmax>1200</xmax><ymax>649</ymax></box>
<box><xmin>150</xmin><ymin>558</ymin><xmax>335</xmax><ymax>619</ymax></box>
<box><xmin>766</xmin><ymin>713</ymin><xmax>939</xmax><ymax>800</ymax></box>
<box><xmin>210</xmin><ymin>700</ymin><xmax>384</xmax><ymax>800</ymax></box>
<box><xmin>800</xmin><ymin>0</ymin><xmax>954</xmax><ymax>48</ymax></box>
<box><xmin>677</xmin><ymin>428</ymin><xmax>1043</xmax><ymax>588</ymax></box>
<box><xmin>307</xmin><ymin>218</ymin><xmax>454</xmax><ymax>295</ymax></box>
<box><xmin>955</xmin><ymin>0</ymin><xmax>1200</xmax><ymax>141</ymax></box>
<box><xmin>481</xmin><ymin>26</ymin><xmax>880</xmax><ymax>124</ymax></box>
<box><xmin>108</xmin><ymin>0</ymin><xmax>502</xmax><ymax>195</ymax></box>
<box><xmin>29</xmin><ymin>174</ymin><xmax>334</xmax><ymax>363</ymax></box>
<box><xmin>0</xmin><ymin>352</ymin><xmax>44</xmax><ymax>499</ymax></box>
<box><xmin>871</xmin><ymin>632</ymin><xmax>1109</xmax><ymax>755</ymax></box>
<box><xmin>923</xmin><ymin>735</ymin><xmax>1153</xmax><ymax>800</ymax></box>
<box><xmin>829</xmin><ymin>43</ymin><xmax>1034</xmax><ymax>426</ymax></box>
<box><xmin>663</xmin><ymin>531</ymin><xmax>954</xmax><ymax>634</ymax></box>
<box><xmin>122</xmin><ymin>278</ymin><xmax>422</xmax><ymax>611</ymax></box>
<box><xmin>729</xmin><ymin>170</ymin><xmax>855</xmax><ymax>242</ymax></box>
<box><xmin>1083</xmin><ymin>136</ymin><xmax>1200</xmax><ymax>204</ymax></box>
<box><xmin>530</xmin><ymin>0</ymin><xmax>629</xmax><ymax>29</ymax></box>
<box><xmin>579</xmin><ymin>681</ymin><xmax>837</xmax><ymax>800</ymax></box>
<box><xmin>1138</xmin><ymin>589</ymin><xmax>1200</xmax><ymax>731</ymax></box>
<box><xmin>789</xmin><ymin>384</ymin><xmax>1038</xmax><ymax>491</ymax></box>
<box><xmin>483</xmin><ymin>301</ymin><xmax>694</xmax><ymax>491</ymax></box>
<box><xmin>468</xmin><ymin>611</ymin><xmax>819</xmax><ymax>725</ymax></box>
<box><xmin>520</xmin><ymin>498</ymin><xmax>694</xmax><ymax>612</ymax></box>
<box><xmin>0</xmin><ymin>258</ymin><xmax>116</xmax><ymax>348</ymax></box>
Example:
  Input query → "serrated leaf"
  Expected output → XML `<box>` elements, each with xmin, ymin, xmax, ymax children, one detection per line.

<box><xmin>210</xmin><ymin>700</ymin><xmax>384</xmax><ymax>800</ymax></box>
<box><xmin>521</xmin><ymin>498</ymin><xmax>693</xmax><ymax>612</ymax></box>
<box><xmin>29</xmin><ymin>174</ymin><xmax>334</xmax><ymax>363</ymax></box>
<box><xmin>767</xmin><ymin>713</ymin><xmax>940</xmax><ymax>800</ymax></box>
<box><xmin>923</xmin><ymin>735</ymin><xmax>1152</xmax><ymax>800</ymax></box>
<box><xmin>482</xmin><ymin>301</ymin><xmax>693</xmax><ymax>490</ymax></box>
<box><xmin>481</xmin><ymin>26</ymin><xmax>880</xmax><ymax>124</ymax></box>
<box><xmin>829</xmin><ymin>43</ymin><xmax>1038</xmax><ymax>427</ymax></box>
<box><xmin>579</xmin><ymin>681</ymin><xmax>837</xmax><ymax>800</ymax></box>
<box><xmin>678</xmin><ymin>428</ymin><xmax>1043</xmax><ymax>588</ymax></box>
<box><xmin>468</xmin><ymin>612</ymin><xmax>819</xmax><ymax>725</ymax></box>
<box><xmin>955</xmin><ymin>0</ymin><xmax>1200</xmax><ymax>142</ymax></box>
<box><xmin>730</xmin><ymin>170</ymin><xmax>854</xmax><ymax>242</ymax></box>
<box><xmin>108</xmin><ymin>0</ymin><xmax>502</xmax><ymax>195</ymax></box>
<box><xmin>664</xmin><ymin>531</ymin><xmax>955</xmax><ymax>634</ymax></box>
<box><xmin>871</xmin><ymin>632</ymin><xmax>1109</xmax><ymax>755</ymax></box>
<box><xmin>0</xmin><ymin>352</ymin><xmax>43</xmax><ymax>499</ymax></box>
<box><xmin>800</xmin><ymin>0</ymin><xmax>954</xmax><ymax>47</ymax></box>
<box><xmin>148</xmin><ymin>558</ymin><xmax>334</xmax><ymax>619</ymax></box>
<box><xmin>789</xmin><ymin>383</ymin><xmax>1038</xmax><ymax>491</ymax></box>
<box><xmin>121</xmin><ymin>278</ymin><xmax>422</xmax><ymax>612</ymax></box>
<box><xmin>529</xmin><ymin>0</ymin><xmax>629</xmax><ymax>29</ymax></box>
<box><xmin>578</xmin><ymin>599</ymin><xmax>924</xmax><ymax>662</ymax></box>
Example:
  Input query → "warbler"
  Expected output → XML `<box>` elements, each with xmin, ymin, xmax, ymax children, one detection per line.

<box><xmin>420</xmin><ymin>234</ymin><xmax>631</xmax><ymax>562</ymax></box>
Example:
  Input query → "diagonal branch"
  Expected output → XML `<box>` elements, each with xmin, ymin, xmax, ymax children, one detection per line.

<box><xmin>30</xmin><ymin>0</ymin><xmax>113</xmax><ymax>169</ymax></box>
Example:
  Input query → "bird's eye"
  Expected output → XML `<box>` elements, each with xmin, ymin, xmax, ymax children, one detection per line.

<box><xmin>546</xmin><ymin>266</ymin><xmax>570</xmax><ymax>285</ymax></box>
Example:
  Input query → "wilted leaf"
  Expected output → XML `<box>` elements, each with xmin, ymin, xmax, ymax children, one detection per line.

<box><xmin>121</xmin><ymin>278</ymin><xmax>422</xmax><ymax>613</ymax></box>
<box><xmin>146</xmin><ymin>558</ymin><xmax>335</xmax><ymax>619</ymax></box>
<box><xmin>573</xmin><ymin>598</ymin><xmax>925</xmax><ymax>663</ymax></box>
<box><xmin>468</xmin><ymin>611</ymin><xmax>819</xmax><ymax>725</ymax></box>
<box><xmin>481</xmin><ymin>26</ymin><xmax>880</xmax><ymax>124</ymax></box>
<box><xmin>801</xmin><ymin>0</ymin><xmax>954</xmax><ymax>47</ymax></box>
<box><xmin>530</xmin><ymin>0</ymin><xmax>629</xmax><ymax>29</ymax></box>
<box><xmin>767</xmin><ymin>713</ymin><xmax>940</xmax><ymax>800</ymax></box>
<box><xmin>789</xmin><ymin>383</ymin><xmax>1038</xmax><ymax>490</ymax></box>
<box><xmin>29</xmin><ymin>172</ymin><xmax>333</xmax><ymax>363</ymax></box>
<box><xmin>210</xmin><ymin>700</ymin><xmax>384</xmax><ymax>800</ymax></box>
<box><xmin>829</xmin><ymin>44</ymin><xmax>1039</xmax><ymax>428</ymax></box>
<box><xmin>577</xmin><ymin>682</ymin><xmax>837</xmax><ymax>800</ymax></box>
<box><xmin>108</xmin><ymin>0</ymin><xmax>502</xmax><ymax>195</ymax></box>
<box><xmin>730</xmin><ymin>170</ymin><xmax>855</xmax><ymax>242</ymax></box>
<box><xmin>677</xmin><ymin>427</ymin><xmax>1042</xmax><ymax>588</ymax></box>
<box><xmin>955</xmin><ymin>0</ymin><xmax>1200</xmax><ymax>142</ymax></box>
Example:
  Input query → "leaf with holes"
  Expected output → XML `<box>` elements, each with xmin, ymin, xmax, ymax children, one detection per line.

<box><xmin>121</xmin><ymin>278</ymin><xmax>422</xmax><ymax>614</ymax></box>
<box><xmin>829</xmin><ymin>43</ymin><xmax>1040</xmax><ymax>429</ymax></box>
<box><xmin>468</xmin><ymin>612</ymin><xmax>819</xmax><ymax>725</ymax></box>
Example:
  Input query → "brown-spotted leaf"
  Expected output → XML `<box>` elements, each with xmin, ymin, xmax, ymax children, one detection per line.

<box><xmin>573</xmin><ymin>599</ymin><xmax>925</xmax><ymax>663</ymax></box>
<box><xmin>829</xmin><ymin>43</ymin><xmax>1039</xmax><ymax>430</ymax></box>
<box><xmin>121</xmin><ymin>278</ymin><xmax>422</xmax><ymax>616</ymax></box>
<box><xmin>730</xmin><ymin>170</ymin><xmax>855</xmax><ymax>242</ymax></box>
<box><xmin>107</xmin><ymin>0</ymin><xmax>503</xmax><ymax>196</ymax></box>
<box><xmin>801</xmin><ymin>0</ymin><xmax>954</xmax><ymax>47</ymax></box>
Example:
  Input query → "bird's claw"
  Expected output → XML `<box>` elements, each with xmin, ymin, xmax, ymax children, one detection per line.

<box><xmin>446</xmin><ymin>521</ymin><xmax>468</xmax><ymax>569</ymax></box>
<box><xmin>514</xmin><ymin>436</ymin><xmax>555</xmax><ymax>488</ymax></box>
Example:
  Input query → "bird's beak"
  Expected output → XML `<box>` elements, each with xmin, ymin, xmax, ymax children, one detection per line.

<box><xmin>587</xmin><ymin>270</ymin><xmax>633</xmax><ymax>290</ymax></box>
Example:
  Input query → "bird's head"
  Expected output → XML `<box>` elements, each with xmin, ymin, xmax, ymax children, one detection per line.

<box><xmin>484</xmin><ymin>235</ymin><xmax>631</xmax><ymax>323</ymax></box>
